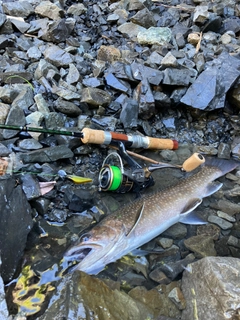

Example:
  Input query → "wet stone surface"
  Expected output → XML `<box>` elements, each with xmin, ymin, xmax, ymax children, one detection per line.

<box><xmin>0</xmin><ymin>0</ymin><xmax>239</xmax><ymax>319</ymax></box>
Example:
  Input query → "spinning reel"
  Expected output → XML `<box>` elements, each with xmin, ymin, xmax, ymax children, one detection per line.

<box><xmin>98</xmin><ymin>141</ymin><xmax>205</xmax><ymax>194</ymax></box>
<box><xmin>98</xmin><ymin>142</ymin><xmax>154</xmax><ymax>193</ymax></box>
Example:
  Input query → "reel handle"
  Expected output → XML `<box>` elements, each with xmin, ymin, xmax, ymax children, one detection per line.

<box><xmin>182</xmin><ymin>153</ymin><xmax>205</xmax><ymax>172</ymax></box>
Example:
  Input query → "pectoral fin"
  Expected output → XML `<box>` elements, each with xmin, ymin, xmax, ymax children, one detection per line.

<box><xmin>126</xmin><ymin>202</ymin><xmax>145</xmax><ymax>237</ymax></box>
<box><xmin>180</xmin><ymin>198</ymin><xmax>202</xmax><ymax>215</ymax></box>
<box><xmin>180</xmin><ymin>211</ymin><xmax>207</xmax><ymax>225</ymax></box>
<box><xmin>205</xmin><ymin>181</ymin><xmax>223</xmax><ymax>197</ymax></box>
<box><xmin>180</xmin><ymin>198</ymin><xmax>207</xmax><ymax>225</ymax></box>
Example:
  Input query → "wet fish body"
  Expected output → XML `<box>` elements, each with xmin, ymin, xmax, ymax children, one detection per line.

<box><xmin>64</xmin><ymin>158</ymin><xmax>238</xmax><ymax>274</ymax></box>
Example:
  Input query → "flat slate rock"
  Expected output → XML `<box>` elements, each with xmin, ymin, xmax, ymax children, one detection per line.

<box><xmin>0</xmin><ymin>176</ymin><xmax>33</xmax><ymax>282</ymax></box>
<box><xmin>181</xmin><ymin>52</ymin><xmax>240</xmax><ymax>111</ymax></box>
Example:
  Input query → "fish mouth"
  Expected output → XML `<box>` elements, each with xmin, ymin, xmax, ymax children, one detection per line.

<box><xmin>63</xmin><ymin>243</ymin><xmax>103</xmax><ymax>272</ymax></box>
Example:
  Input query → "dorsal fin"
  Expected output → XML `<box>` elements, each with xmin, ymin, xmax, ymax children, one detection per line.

<box><xmin>126</xmin><ymin>202</ymin><xmax>145</xmax><ymax>237</ymax></box>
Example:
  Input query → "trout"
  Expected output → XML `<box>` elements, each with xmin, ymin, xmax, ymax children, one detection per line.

<box><xmin>64</xmin><ymin>157</ymin><xmax>238</xmax><ymax>274</ymax></box>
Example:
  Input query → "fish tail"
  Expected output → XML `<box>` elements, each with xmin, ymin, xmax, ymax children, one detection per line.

<box><xmin>204</xmin><ymin>157</ymin><xmax>239</xmax><ymax>176</ymax></box>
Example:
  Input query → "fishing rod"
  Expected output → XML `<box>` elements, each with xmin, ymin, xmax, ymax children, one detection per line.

<box><xmin>0</xmin><ymin>124</ymin><xmax>178</xmax><ymax>150</ymax></box>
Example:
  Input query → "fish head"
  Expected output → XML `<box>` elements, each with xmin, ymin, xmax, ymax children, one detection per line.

<box><xmin>63</xmin><ymin>220</ymin><xmax>127</xmax><ymax>274</ymax></box>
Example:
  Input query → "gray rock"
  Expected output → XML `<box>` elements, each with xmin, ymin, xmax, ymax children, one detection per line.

<box><xmin>12</xmin><ymin>85</ymin><xmax>34</xmax><ymax>110</ymax></box>
<box><xmin>137</xmin><ymin>27</ymin><xmax>172</xmax><ymax>45</ymax></box>
<box><xmin>193</xmin><ymin>6</ymin><xmax>209</xmax><ymax>23</ymax></box>
<box><xmin>2</xmin><ymin>1</ymin><xmax>34</xmax><ymax>18</ymax></box>
<box><xmin>162</xmin><ymin>223</ymin><xmax>187</xmax><ymax>239</ymax></box>
<box><xmin>0</xmin><ymin>102</ymin><xmax>10</xmax><ymax>123</ymax></box>
<box><xmin>217</xmin><ymin>211</ymin><xmax>236</xmax><ymax>222</ymax></box>
<box><xmin>229</xmin><ymin>83</ymin><xmax>240</xmax><ymax>109</ymax></box>
<box><xmin>34</xmin><ymin>93</ymin><xmax>50</xmax><ymax>114</ymax></box>
<box><xmin>153</xmin><ymin>253</ymin><xmax>195</xmax><ymax>281</ymax></box>
<box><xmin>0</xmin><ymin>143</ymin><xmax>11</xmax><ymax>157</ymax></box>
<box><xmin>118</xmin><ymin>22</ymin><xmax>146</xmax><ymax>38</ymax></box>
<box><xmin>19</xmin><ymin>145</ymin><xmax>74</xmax><ymax>163</ymax></box>
<box><xmin>0</xmin><ymin>86</ymin><xmax>19</xmax><ymax>104</ymax></box>
<box><xmin>175</xmin><ymin>33</ymin><xmax>186</xmax><ymax>49</ymax></box>
<box><xmin>34</xmin><ymin>59</ymin><xmax>60</xmax><ymax>81</ymax></box>
<box><xmin>224</xmin><ymin>185</ymin><xmax>240</xmax><ymax>198</ymax></box>
<box><xmin>0</xmin><ymin>35</ymin><xmax>14</xmax><ymax>50</ymax></box>
<box><xmin>149</xmin><ymin>269</ymin><xmax>171</xmax><ymax>284</ymax></box>
<box><xmin>227</xmin><ymin>235</ymin><xmax>240</xmax><ymax>249</ymax></box>
<box><xmin>158</xmin><ymin>238</ymin><xmax>174</xmax><ymax>249</ymax></box>
<box><xmin>0</xmin><ymin>13</ymin><xmax>6</xmax><ymax>28</ymax></box>
<box><xmin>67</xmin><ymin>3</ymin><xmax>87</xmax><ymax>15</ymax></box>
<box><xmin>38</xmin><ymin>271</ymin><xmax>153</xmax><ymax>320</ymax></box>
<box><xmin>222</xmin><ymin>17</ymin><xmax>240</xmax><ymax>34</ymax></box>
<box><xmin>133</xmin><ymin>79</ymin><xmax>155</xmax><ymax>120</ymax></box>
<box><xmin>26</xmin><ymin>111</ymin><xmax>44</xmax><ymax>126</ymax></box>
<box><xmin>0</xmin><ymin>176</ymin><xmax>33</xmax><ymax>282</ymax></box>
<box><xmin>194</xmin><ymin>53</ymin><xmax>205</xmax><ymax>72</ymax></box>
<box><xmin>52</xmin><ymin>82</ymin><xmax>81</xmax><ymax>101</ymax></box>
<box><xmin>211</xmin><ymin>199</ymin><xmax>240</xmax><ymax>216</ymax></box>
<box><xmin>31</xmin><ymin>197</ymin><xmax>51</xmax><ymax>216</ymax></box>
<box><xmin>27</xmin><ymin>46</ymin><xmax>42</xmax><ymax>61</ymax></box>
<box><xmin>208</xmin><ymin>215</ymin><xmax>233</xmax><ymax>230</ymax></box>
<box><xmin>54</xmin><ymin>98</ymin><xmax>81</xmax><ymax>117</ymax></box>
<box><xmin>18</xmin><ymin>138</ymin><xmax>43</xmax><ymax>150</ymax></box>
<box><xmin>130</xmin><ymin>8</ymin><xmax>156</xmax><ymax>28</ymax></box>
<box><xmin>82</xmin><ymin>77</ymin><xmax>103</xmax><ymax>88</ymax></box>
<box><xmin>41</xmin><ymin>19</ymin><xmax>75</xmax><ymax>44</ymax></box>
<box><xmin>184</xmin><ymin>235</ymin><xmax>216</xmax><ymax>258</ymax></box>
<box><xmin>35</xmin><ymin>1</ymin><xmax>64</xmax><ymax>20</ymax></box>
<box><xmin>91</xmin><ymin>116</ymin><xmax>118</xmax><ymax>132</ymax></box>
<box><xmin>217</xmin><ymin>142</ymin><xmax>231</xmax><ymax>159</ymax></box>
<box><xmin>3</xmin><ymin>106</ymin><xmax>25</xmax><ymax>139</ymax></box>
<box><xmin>105</xmin><ymin>73</ymin><xmax>131</xmax><ymax>93</ymax></box>
<box><xmin>66</xmin><ymin>63</ymin><xmax>80</xmax><ymax>84</ymax></box>
<box><xmin>44</xmin><ymin>45</ymin><xmax>73</xmax><ymax>67</ymax></box>
<box><xmin>129</xmin><ymin>281</ymin><xmax>182</xmax><ymax>319</ymax></box>
<box><xmin>0</xmin><ymin>259</ymin><xmax>9</xmax><ymax>319</ymax></box>
<box><xmin>7</xmin><ymin>16</ymin><xmax>30</xmax><ymax>33</ymax></box>
<box><xmin>131</xmin><ymin>61</ymin><xmax>163</xmax><ymax>85</ymax></box>
<box><xmin>1</xmin><ymin>71</ymin><xmax>33</xmax><ymax>85</ymax></box>
<box><xmin>161</xmin><ymin>52</ymin><xmax>178</xmax><ymax>67</ymax></box>
<box><xmin>81</xmin><ymin>87</ymin><xmax>112</xmax><ymax>107</ymax></box>
<box><xmin>20</xmin><ymin>174</ymin><xmax>42</xmax><ymax>200</ymax></box>
<box><xmin>120</xmin><ymin>98</ymin><xmax>138</xmax><ymax>129</ymax></box>
<box><xmin>163</xmin><ymin>68</ymin><xmax>192</xmax><ymax>86</ymax></box>
<box><xmin>181</xmin><ymin>257</ymin><xmax>240</xmax><ymax>320</ymax></box>
<box><xmin>162</xmin><ymin>117</ymin><xmax>176</xmax><ymax>132</ymax></box>
<box><xmin>181</xmin><ymin>52</ymin><xmax>240</xmax><ymax>110</ymax></box>
<box><xmin>147</xmin><ymin>51</ymin><xmax>163</xmax><ymax>65</ymax></box>
<box><xmin>45</xmin><ymin>112</ymin><xmax>66</xmax><ymax>129</ymax></box>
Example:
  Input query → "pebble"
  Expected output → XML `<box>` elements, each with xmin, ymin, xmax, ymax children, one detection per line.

<box><xmin>217</xmin><ymin>210</ymin><xmax>236</xmax><ymax>223</ymax></box>
<box><xmin>208</xmin><ymin>215</ymin><xmax>233</xmax><ymax>230</ymax></box>
<box><xmin>158</xmin><ymin>237</ymin><xmax>174</xmax><ymax>249</ymax></box>
<box><xmin>184</xmin><ymin>235</ymin><xmax>216</xmax><ymax>258</ymax></box>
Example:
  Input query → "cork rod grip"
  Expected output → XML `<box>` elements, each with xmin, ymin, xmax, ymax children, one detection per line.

<box><xmin>81</xmin><ymin>128</ymin><xmax>106</xmax><ymax>145</ymax></box>
<box><xmin>147</xmin><ymin>137</ymin><xmax>178</xmax><ymax>150</ymax></box>
<box><xmin>182</xmin><ymin>153</ymin><xmax>205</xmax><ymax>172</ymax></box>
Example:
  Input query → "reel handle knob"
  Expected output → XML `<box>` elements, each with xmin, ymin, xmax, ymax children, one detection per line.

<box><xmin>182</xmin><ymin>153</ymin><xmax>205</xmax><ymax>172</ymax></box>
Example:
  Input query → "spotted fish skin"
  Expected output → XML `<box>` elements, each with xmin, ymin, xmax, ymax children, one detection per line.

<box><xmin>64</xmin><ymin>158</ymin><xmax>239</xmax><ymax>275</ymax></box>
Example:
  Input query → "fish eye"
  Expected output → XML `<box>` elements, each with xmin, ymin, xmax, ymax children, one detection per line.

<box><xmin>80</xmin><ymin>233</ymin><xmax>91</xmax><ymax>242</ymax></box>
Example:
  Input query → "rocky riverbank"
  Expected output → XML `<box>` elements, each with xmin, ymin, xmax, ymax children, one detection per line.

<box><xmin>0</xmin><ymin>0</ymin><xmax>240</xmax><ymax>319</ymax></box>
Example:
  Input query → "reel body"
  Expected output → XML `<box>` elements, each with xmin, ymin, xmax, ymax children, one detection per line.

<box><xmin>98</xmin><ymin>142</ymin><xmax>154</xmax><ymax>194</ymax></box>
